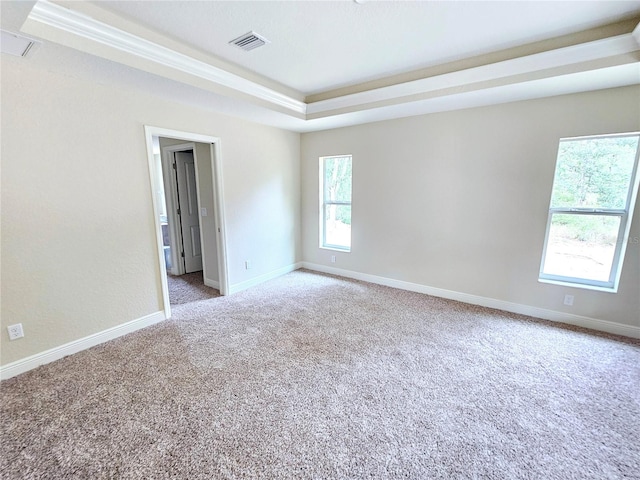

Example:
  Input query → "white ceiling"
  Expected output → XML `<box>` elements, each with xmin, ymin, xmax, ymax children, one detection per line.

<box><xmin>2</xmin><ymin>1</ymin><xmax>640</xmax><ymax>132</ymax></box>
<box><xmin>98</xmin><ymin>0</ymin><xmax>640</xmax><ymax>95</ymax></box>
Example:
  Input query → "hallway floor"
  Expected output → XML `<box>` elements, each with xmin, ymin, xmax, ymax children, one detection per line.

<box><xmin>167</xmin><ymin>272</ymin><xmax>220</xmax><ymax>305</ymax></box>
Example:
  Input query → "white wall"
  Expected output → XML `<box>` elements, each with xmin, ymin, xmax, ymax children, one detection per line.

<box><xmin>1</xmin><ymin>54</ymin><xmax>301</xmax><ymax>366</ymax></box>
<box><xmin>301</xmin><ymin>86</ymin><xmax>640</xmax><ymax>328</ymax></box>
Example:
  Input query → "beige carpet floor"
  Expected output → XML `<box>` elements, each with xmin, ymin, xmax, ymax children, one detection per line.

<box><xmin>1</xmin><ymin>270</ymin><xmax>639</xmax><ymax>479</ymax></box>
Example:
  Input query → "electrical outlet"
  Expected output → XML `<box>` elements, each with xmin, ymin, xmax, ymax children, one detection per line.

<box><xmin>331</xmin><ymin>255</ymin><xmax>336</xmax><ymax>263</ymax></box>
<box><xmin>564</xmin><ymin>294</ymin><xmax>574</xmax><ymax>306</ymax></box>
<box><xmin>245</xmin><ymin>260</ymin><xmax>252</xmax><ymax>270</ymax></box>
<box><xmin>7</xmin><ymin>323</ymin><xmax>24</xmax><ymax>341</ymax></box>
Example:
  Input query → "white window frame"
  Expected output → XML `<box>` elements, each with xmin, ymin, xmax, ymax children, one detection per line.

<box><xmin>320</xmin><ymin>154</ymin><xmax>352</xmax><ymax>252</ymax></box>
<box><xmin>539</xmin><ymin>132</ymin><xmax>640</xmax><ymax>292</ymax></box>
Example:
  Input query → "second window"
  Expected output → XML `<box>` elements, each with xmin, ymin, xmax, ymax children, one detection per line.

<box><xmin>321</xmin><ymin>155</ymin><xmax>352</xmax><ymax>251</ymax></box>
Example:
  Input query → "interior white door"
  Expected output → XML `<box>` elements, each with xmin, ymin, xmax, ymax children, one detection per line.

<box><xmin>174</xmin><ymin>150</ymin><xmax>203</xmax><ymax>273</ymax></box>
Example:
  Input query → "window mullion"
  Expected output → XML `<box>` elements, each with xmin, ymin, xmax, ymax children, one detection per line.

<box><xmin>549</xmin><ymin>208</ymin><xmax>626</xmax><ymax>216</ymax></box>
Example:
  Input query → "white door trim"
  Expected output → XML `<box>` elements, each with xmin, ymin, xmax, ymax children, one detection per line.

<box><xmin>144</xmin><ymin>126</ymin><xmax>229</xmax><ymax>320</ymax></box>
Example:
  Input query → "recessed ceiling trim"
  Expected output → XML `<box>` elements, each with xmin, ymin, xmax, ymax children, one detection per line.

<box><xmin>26</xmin><ymin>0</ymin><xmax>306</xmax><ymax>115</ymax></box>
<box><xmin>306</xmin><ymin>33</ymin><xmax>640</xmax><ymax>115</ymax></box>
<box><xmin>302</xmin><ymin>63</ymin><xmax>640</xmax><ymax>132</ymax></box>
<box><xmin>21</xmin><ymin>1</ymin><xmax>640</xmax><ymax>129</ymax></box>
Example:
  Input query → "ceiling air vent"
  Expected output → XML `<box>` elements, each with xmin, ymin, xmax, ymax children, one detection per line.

<box><xmin>1</xmin><ymin>30</ymin><xmax>39</xmax><ymax>58</ymax></box>
<box><xmin>229</xmin><ymin>31</ymin><xmax>269</xmax><ymax>52</ymax></box>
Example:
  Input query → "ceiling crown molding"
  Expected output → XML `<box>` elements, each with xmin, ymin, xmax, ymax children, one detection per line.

<box><xmin>306</xmin><ymin>33</ymin><xmax>640</xmax><ymax>116</ymax></box>
<box><xmin>26</xmin><ymin>0</ymin><xmax>307</xmax><ymax>115</ymax></box>
<box><xmin>20</xmin><ymin>1</ymin><xmax>640</xmax><ymax>130</ymax></box>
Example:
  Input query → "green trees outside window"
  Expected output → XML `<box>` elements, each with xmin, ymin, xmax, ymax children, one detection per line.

<box><xmin>321</xmin><ymin>155</ymin><xmax>352</xmax><ymax>251</ymax></box>
<box><xmin>540</xmin><ymin>133</ymin><xmax>640</xmax><ymax>290</ymax></box>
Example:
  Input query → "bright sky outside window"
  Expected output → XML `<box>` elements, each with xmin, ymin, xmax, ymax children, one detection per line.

<box><xmin>320</xmin><ymin>155</ymin><xmax>352</xmax><ymax>251</ymax></box>
<box><xmin>539</xmin><ymin>132</ymin><xmax>640</xmax><ymax>291</ymax></box>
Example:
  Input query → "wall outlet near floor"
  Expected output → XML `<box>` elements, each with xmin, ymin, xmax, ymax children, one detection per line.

<box><xmin>564</xmin><ymin>294</ymin><xmax>574</xmax><ymax>306</ymax></box>
<box><xmin>7</xmin><ymin>323</ymin><xmax>24</xmax><ymax>341</ymax></box>
<box><xmin>245</xmin><ymin>260</ymin><xmax>252</xmax><ymax>270</ymax></box>
<box><xmin>331</xmin><ymin>255</ymin><xmax>336</xmax><ymax>263</ymax></box>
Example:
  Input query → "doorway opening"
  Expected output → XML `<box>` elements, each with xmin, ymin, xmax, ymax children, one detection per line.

<box><xmin>144</xmin><ymin>126</ymin><xmax>229</xmax><ymax>319</ymax></box>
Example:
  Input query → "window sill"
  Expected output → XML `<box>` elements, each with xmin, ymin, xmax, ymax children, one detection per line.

<box><xmin>320</xmin><ymin>246</ymin><xmax>351</xmax><ymax>253</ymax></box>
<box><xmin>538</xmin><ymin>277</ymin><xmax>617</xmax><ymax>293</ymax></box>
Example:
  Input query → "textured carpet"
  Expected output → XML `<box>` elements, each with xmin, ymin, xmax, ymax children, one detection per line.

<box><xmin>1</xmin><ymin>270</ymin><xmax>639</xmax><ymax>479</ymax></box>
<box><xmin>167</xmin><ymin>272</ymin><xmax>221</xmax><ymax>305</ymax></box>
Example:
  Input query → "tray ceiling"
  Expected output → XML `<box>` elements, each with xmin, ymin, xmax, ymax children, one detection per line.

<box><xmin>4</xmin><ymin>1</ymin><xmax>640</xmax><ymax>132</ymax></box>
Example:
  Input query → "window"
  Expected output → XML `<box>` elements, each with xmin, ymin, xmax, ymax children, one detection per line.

<box><xmin>320</xmin><ymin>155</ymin><xmax>352</xmax><ymax>251</ymax></box>
<box><xmin>539</xmin><ymin>132</ymin><xmax>640</xmax><ymax>291</ymax></box>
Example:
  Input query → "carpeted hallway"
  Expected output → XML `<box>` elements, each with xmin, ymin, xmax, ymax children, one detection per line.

<box><xmin>1</xmin><ymin>270</ymin><xmax>639</xmax><ymax>479</ymax></box>
<box><xmin>167</xmin><ymin>271</ymin><xmax>221</xmax><ymax>305</ymax></box>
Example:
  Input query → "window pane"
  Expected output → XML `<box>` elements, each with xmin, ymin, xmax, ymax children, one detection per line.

<box><xmin>550</xmin><ymin>135</ymin><xmax>639</xmax><ymax>209</ymax></box>
<box><xmin>324</xmin><ymin>156</ymin><xmax>352</xmax><ymax>203</ymax></box>
<box><xmin>325</xmin><ymin>204</ymin><xmax>351</xmax><ymax>249</ymax></box>
<box><xmin>542</xmin><ymin>213</ymin><xmax>620</xmax><ymax>282</ymax></box>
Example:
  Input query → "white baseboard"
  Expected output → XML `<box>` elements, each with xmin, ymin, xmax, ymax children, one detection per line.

<box><xmin>3</xmin><ymin>264</ymin><xmax>635</xmax><ymax>381</ymax></box>
<box><xmin>228</xmin><ymin>262</ymin><xmax>303</xmax><ymax>295</ymax></box>
<box><xmin>0</xmin><ymin>311</ymin><xmax>166</xmax><ymax>381</ymax></box>
<box><xmin>204</xmin><ymin>278</ymin><xmax>220</xmax><ymax>289</ymax></box>
<box><xmin>301</xmin><ymin>262</ymin><xmax>640</xmax><ymax>339</ymax></box>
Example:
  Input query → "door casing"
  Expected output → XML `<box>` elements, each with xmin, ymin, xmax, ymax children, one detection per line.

<box><xmin>144</xmin><ymin>126</ymin><xmax>229</xmax><ymax>319</ymax></box>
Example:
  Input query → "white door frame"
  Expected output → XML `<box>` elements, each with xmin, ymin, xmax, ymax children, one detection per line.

<box><xmin>144</xmin><ymin>126</ymin><xmax>229</xmax><ymax>319</ymax></box>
